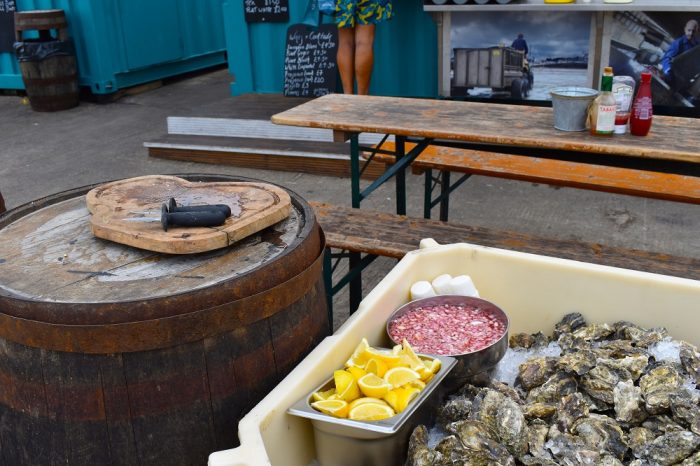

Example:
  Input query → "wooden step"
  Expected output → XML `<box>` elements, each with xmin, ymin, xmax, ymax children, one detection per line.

<box><xmin>371</xmin><ymin>142</ymin><xmax>700</xmax><ymax>204</ymax></box>
<box><xmin>145</xmin><ymin>134</ymin><xmax>386</xmax><ymax>179</ymax></box>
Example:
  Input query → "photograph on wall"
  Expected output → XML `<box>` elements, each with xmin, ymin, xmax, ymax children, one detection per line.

<box><xmin>450</xmin><ymin>11</ymin><xmax>591</xmax><ymax>102</ymax></box>
<box><xmin>609</xmin><ymin>11</ymin><xmax>699</xmax><ymax>109</ymax></box>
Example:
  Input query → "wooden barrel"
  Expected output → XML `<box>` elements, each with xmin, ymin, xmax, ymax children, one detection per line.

<box><xmin>14</xmin><ymin>10</ymin><xmax>78</xmax><ymax>112</ymax></box>
<box><xmin>0</xmin><ymin>174</ymin><xmax>329</xmax><ymax>465</ymax></box>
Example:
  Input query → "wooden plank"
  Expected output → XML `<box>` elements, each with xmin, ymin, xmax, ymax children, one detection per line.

<box><xmin>271</xmin><ymin>94</ymin><xmax>700</xmax><ymax>164</ymax></box>
<box><xmin>86</xmin><ymin>175</ymin><xmax>292</xmax><ymax>254</ymax></box>
<box><xmin>310</xmin><ymin>202</ymin><xmax>700</xmax><ymax>282</ymax></box>
<box><xmin>147</xmin><ymin>146</ymin><xmax>387</xmax><ymax>180</ymax></box>
<box><xmin>372</xmin><ymin>142</ymin><xmax>700</xmax><ymax>204</ymax></box>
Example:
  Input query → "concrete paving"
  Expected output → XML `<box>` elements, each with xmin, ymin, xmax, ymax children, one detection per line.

<box><xmin>1</xmin><ymin>68</ymin><xmax>698</xmax><ymax>327</ymax></box>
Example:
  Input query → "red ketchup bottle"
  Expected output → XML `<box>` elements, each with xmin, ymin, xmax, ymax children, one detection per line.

<box><xmin>629</xmin><ymin>72</ymin><xmax>653</xmax><ymax>136</ymax></box>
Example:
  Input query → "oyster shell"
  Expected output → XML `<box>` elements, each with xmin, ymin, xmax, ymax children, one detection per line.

<box><xmin>580</xmin><ymin>360</ymin><xmax>632</xmax><ymax>404</ymax></box>
<box><xmin>572</xmin><ymin>323</ymin><xmax>614</xmax><ymax>341</ymax></box>
<box><xmin>510</xmin><ymin>331</ymin><xmax>549</xmax><ymax>349</ymax></box>
<box><xmin>680</xmin><ymin>341</ymin><xmax>700</xmax><ymax>386</ymax></box>
<box><xmin>627</xmin><ymin>426</ymin><xmax>656</xmax><ymax>459</ymax></box>
<box><xmin>523</xmin><ymin>402</ymin><xmax>558</xmax><ymax>420</ymax></box>
<box><xmin>437</xmin><ymin>396</ymin><xmax>472</xmax><ymax>425</ymax></box>
<box><xmin>670</xmin><ymin>389</ymin><xmax>700</xmax><ymax>432</ymax></box>
<box><xmin>557</xmin><ymin>349</ymin><xmax>597</xmax><ymax>376</ymax></box>
<box><xmin>570</xmin><ymin>413</ymin><xmax>628</xmax><ymax>460</ymax></box>
<box><xmin>553</xmin><ymin>313</ymin><xmax>587</xmax><ymax>338</ymax></box>
<box><xmin>406</xmin><ymin>425</ymin><xmax>444</xmax><ymax>466</ymax></box>
<box><xmin>527</xmin><ymin>419</ymin><xmax>552</xmax><ymax>460</ymax></box>
<box><xmin>613</xmin><ymin>379</ymin><xmax>647</xmax><ymax>424</ymax></box>
<box><xmin>469</xmin><ymin>388</ymin><xmax>528</xmax><ymax>457</ymax></box>
<box><xmin>643</xmin><ymin>430</ymin><xmax>700</xmax><ymax>465</ymax></box>
<box><xmin>639</xmin><ymin>362</ymin><xmax>683</xmax><ymax>414</ymax></box>
<box><xmin>642</xmin><ymin>414</ymin><xmax>686</xmax><ymax>435</ymax></box>
<box><xmin>556</xmin><ymin>333</ymin><xmax>590</xmax><ymax>353</ymax></box>
<box><xmin>448</xmin><ymin>419</ymin><xmax>515</xmax><ymax>465</ymax></box>
<box><xmin>544</xmin><ymin>431</ymin><xmax>600</xmax><ymax>465</ymax></box>
<box><xmin>526</xmin><ymin>372</ymin><xmax>578</xmax><ymax>404</ymax></box>
<box><xmin>556</xmin><ymin>392</ymin><xmax>590</xmax><ymax>433</ymax></box>
<box><xmin>680</xmin><ymin>450</ymin><xmax>700</xmax><ymax>465</ymax></box>
<box><xmin>518</xmin><ymin>357</ymin><xmax>559</xmax><ymax>391</ymax></box>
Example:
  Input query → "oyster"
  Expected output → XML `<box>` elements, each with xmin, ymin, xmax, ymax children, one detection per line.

<box><xmin>639</xmin><ymin>362</ymin><xmax>683</xmax><ymax>414</ymax></box>
<box><xmin>553</xmin><ymin>313</ymin><xmax>587</xmax><ymax>338</ymax></box>
<box><xmin>434</xmin><ymin>435</ymin><xmax>465</xmax><ymax>465</ymax></box>
<box><xmin>670</xmin><ymin>389</ymin><xmax>700</xmax><ymax>432</ymax></box>
<box><xmin>598</xmin><ymin>455</ymin><xmax>624</xmax><ymax>466</ymax></box>
<box><xmin>448</xmin><ymin>419</ymin><xmax>515</xmax><ymax>465</ymax></box>
<box><xmin>580</xmin><ymin>360</ymin><xmax>632</xmax><ymax>404</ymax></box>
<box><xmin>469</xmin><ymin>388</ymin><xmax>528</xmax><ymax>457</ymax></box>
<box><xmin>557</xmin><ymin>349</ymin><xmax>597</xmax><ymax>376</ymax></box>
<box><xmin>544</xmin><ymin>430</ymin><xmax>600</xmax><ymax>465</ymax></box>
<box><xmin>526</xmin><ymin>372</ymin><xmax>578</xmax><ymax>404</ymax></box>
<box><xmin>680</xmin><ymin>450</ymin><xmax>700</xmax><ymax>465</ymax></box>
<box><xmin>627</xmin><ymin>426</ymin><xmax>656</xmax><ymax>459</ymax></box>
<box><xmin>437</xmin><ymin>396</ymin><xmax>472</xmax><ymax>425</ymax></box>
<box><xmin>570</xmin><ymin>413</ymin><xmax>628</xmax><ymax>460</ymax></box>
<box><xmin>556</xmin><ymin>333</ymin><xmax>590</xmax><ymax>353</ymax></box>
<box><xmin>572</xmin><ymin>323</ymin><xmax>614</xmax><ymax>342</ymax></box>
<box><xmin>613</xmin><ymin>380</ymin><xmax>647</xmax><ymax>424</ymax></box>
<box><xmin>510</xmin><ymin>331</ymin><xmax>549</xmax><ymax>349</ymax></box>
<box><xmin>555</xmin><ymin>392</ymin><xmax>589</xmax><ymax>433</ymax></box>
<box><xmin>406</xmin><ymin>425</ymin><xmax>444</xmax><ymax>466</ymax></box>
<box><xmin>680</xmin><ymin>341</ymin><xmax>700</xmax><ymax>386</ymax></box>
<box><xmin>643</xmin><ymin>430</ymin><xmax>700</xmax><ymax>465</ymax></box>
<box><xmin>600</xmin><ymin>354</ymin><xmax>650</xmax><ymax>381</ymax></box>
<box><xmin>518</xmin><ymin>357</ymin><xmax>559</xmax><ymax>391</ymax></box>
<box><xmin>523</xmin><ymin>402</ymin><xmax>558</xmax><ymax>420</ymax></box>
<box><xmin>488</xmin><ymin>380</ymin><xmax>523</xmax><ymax>404</ymax></box>
<box><xmin>527</xmin><ymin>419</ymin><xmax>552</xmax><ymax>460</ymax></box>
<box><xmin>642</xmin><ymin>414</ymin><xmax>686</xmax><ymax>435</ymax></box>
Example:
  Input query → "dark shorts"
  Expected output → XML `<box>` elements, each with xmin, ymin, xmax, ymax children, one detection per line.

<box><xmin>336</xmin><ymin>0</ymin><xmax>393</xmax><ymax>28</ymax></box>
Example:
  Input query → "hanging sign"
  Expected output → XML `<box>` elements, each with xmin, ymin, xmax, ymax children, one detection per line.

<box><xmin>244</xmin><ymin>0</ymin><xmax>289</xmax><ymax>23</ymax></box>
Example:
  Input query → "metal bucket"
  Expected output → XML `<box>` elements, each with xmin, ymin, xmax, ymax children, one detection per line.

<box><xmin>550</xmin><ymin>86</ymin><xmax>598</xmax><ymax>132</ymax></box>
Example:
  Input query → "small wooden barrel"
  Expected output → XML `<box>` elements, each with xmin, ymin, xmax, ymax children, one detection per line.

<box><xmin>0</xmin><ymin>175</ymin><xmax>329</xmax><ymax>465</ymax></box>
<box><xmin>14</xmin><ymin>10</ymin><xmax>78</xmax><ymax>112</ymax></box>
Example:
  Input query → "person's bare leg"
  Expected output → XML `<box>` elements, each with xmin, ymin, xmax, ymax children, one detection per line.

<box><xmin>354</xmin><ymin>24</ymin><xmax>376</xmax><ymax>95</ymax></box>
<box><xmin>337</xmin><ymin>27</ymin><xmax>356</xmax><ymax>94</ymax></box>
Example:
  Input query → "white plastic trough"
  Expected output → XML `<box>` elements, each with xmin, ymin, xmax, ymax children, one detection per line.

<box><xmin>209</xmin><ymin>239</ymin><xmax>700</xmax><ymax>466</ymax></box>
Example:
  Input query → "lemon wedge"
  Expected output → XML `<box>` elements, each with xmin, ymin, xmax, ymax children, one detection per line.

<box><xmin>334</xmin><ymin>369</ymin><xmax>361</xmax><ymax>402</ymax></box>
<box><xmin>311</xmin><ymin>399</ymin><xmax>349</xmax><ymax>418</ymax></box>
<box><xmin>365</xmin><ymin>357</ymin><xmax>389</xmax><ymax>377</ymax></box>
<box><xmin>311</xmin><ymin>388</ymin><xmax>336</xmax><ymax>402</ymax></box>
<box><xmin>349</xmin><ymin>397</ymin><xmax>389</xmax><ymax>410</ymax></box>
<box><xmin>347</xmin><ymin>366</ymin><xmax>367</xmax><ymax>382</ymax></box>
<box><xmin>345</xmin><ymin>338</ymin><xmax>371</xmax><ymax>368</ymax></box>
<box><xmin>384</xmin><ymin>367</ymin><xmax>421</xmax><ymax>388</ymax></box>
<box><xmin>362</xmin><ymin>347</ymin><xmax>402</xmax><ymax>367</ymax></box>
<box><xmin>358</xmin><ymin>373</ymin><xmax>392</xmax><ymax>398</ymax></box>
<box><xmin>397</xmin><ymin>339</ymin><xmax>427</xmax><ymax>371</ymax></box>
<box><xmin>348</xmin><ymin>402</ymin><xmax>395</xmax><ymax>421</ymax></box>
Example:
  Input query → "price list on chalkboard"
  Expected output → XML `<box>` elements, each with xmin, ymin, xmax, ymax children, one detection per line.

<box><xmin>0</xmin><ymin>0</ymin><xmax>17</xmax><ymax>53</ymax></box>
<box><xmin>244</xmin><ymin>0</ymin><xmax>289</xmax><ymax>23</ymax></box>
<box><xmin>284</xmin><ymin>24</ymin><xmax>338</xmax><ymax>98</ymax></box>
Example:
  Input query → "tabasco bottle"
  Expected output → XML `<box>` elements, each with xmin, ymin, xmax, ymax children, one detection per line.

<box><xmin>629</xmin><ymin>72</ymin><xmax>653</xmax><ymax>136</ymax></box>
<box><xmin>589</xmin><ymin>67</ymin><xmax>616</xmax><ymax>136</ymax></box>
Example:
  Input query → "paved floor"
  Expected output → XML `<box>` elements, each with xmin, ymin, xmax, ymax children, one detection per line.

<box><xmin>1</xmin><ymin>68</ymin><xmax>699</xmax><ymax>327</ymax></box>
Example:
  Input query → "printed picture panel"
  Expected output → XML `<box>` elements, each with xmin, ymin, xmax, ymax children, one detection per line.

<box><xmin>450</xmin><ymin>11</ymin><xmax>591</xmax><ymax>102</ymax></box>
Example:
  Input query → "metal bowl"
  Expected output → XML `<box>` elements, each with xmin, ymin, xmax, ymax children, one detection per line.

<box><xmin>386</xmin><ymin>295</ymin><xmax>509</xmax><ymax>385</ymax></box>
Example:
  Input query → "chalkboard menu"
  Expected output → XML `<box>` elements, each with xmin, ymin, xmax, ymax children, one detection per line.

<box><xmin>244</xmin><ymin>0</ymin><xmax>289</xmax><ymax>23</ymax></box>
<box><xmin>0</xmin><ymin>0</ymin><xmax>16</xmax><ymax>53</ymax></box>
<box><xmin>284</xmin><ymin>24</ymin><xmax>338</xmax><ymax>98</ymax></box>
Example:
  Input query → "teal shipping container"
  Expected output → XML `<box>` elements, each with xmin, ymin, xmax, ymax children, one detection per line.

<box><xmin>224</xmin><ymin>0</ymin><xmax>438</xmax><ymax>97</ymax></box>
<box><xmin>0</xmin><ymin>0</ymin><xmax>226</xmax><ymax>94</ymax></box>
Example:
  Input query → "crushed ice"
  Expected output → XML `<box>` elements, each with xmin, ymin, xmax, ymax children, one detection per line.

<box><xmin>491</xmin><ymin>341</ymin><xmax>562</xmax><ymax>387</ymax></box>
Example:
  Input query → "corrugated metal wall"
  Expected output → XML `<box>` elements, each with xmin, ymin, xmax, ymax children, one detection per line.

<box><xmin>224</xmin><ymin>0</ymin><xmax>438</xmax><ymax>98</ymax></box>
<box><xmin>0</xmin><ymin>0</ymin><xmax>227</xmax><ymax>93</ymax></box>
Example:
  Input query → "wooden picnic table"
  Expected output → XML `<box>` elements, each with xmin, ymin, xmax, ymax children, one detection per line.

<box><xmin>272</xmin><ymin>94</ymin><xmax>700</xmax><ymax>213</ymax></box>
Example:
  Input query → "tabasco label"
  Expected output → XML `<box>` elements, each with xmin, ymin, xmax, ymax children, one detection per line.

<box><xmin>595</xmin><ymin>104</ymin><xmax>617</xmax><ymax>134</ymax></box>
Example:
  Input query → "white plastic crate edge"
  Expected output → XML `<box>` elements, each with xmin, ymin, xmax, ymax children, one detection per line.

<box><xmin>209</xmin><ymin>238</ymin><xmax>700</xmax><ymax>466</ymax></box>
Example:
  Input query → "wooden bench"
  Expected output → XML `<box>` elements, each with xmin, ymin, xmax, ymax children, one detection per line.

<box><xmin>370</xmin><ymin>142</ymin><xmax>700</xmax><ymax>220</ymax></box>
<box><xmin>311</xmin><ymin>202</ymin><xmax>700</xmax><ymax>322</ymax></box>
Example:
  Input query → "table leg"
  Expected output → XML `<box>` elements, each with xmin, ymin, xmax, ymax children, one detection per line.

<box><xmin>395</xmin><ymin>136</ymin><xmax>407</xmax><ymax>215</ymax></box>
<box><xmin>439</xmin><ymin>171</ymin><xmax>451</xmax><ymax>222</ymax></box>
<box><xmin>423</xmin><ymin>169</ymin><xmax>433</xmax><ymax>219</ymax></box>
<box><xmin>350</xmin><ymin>134</ymin><xmax>361</xmax><ymax>209</ymax></box>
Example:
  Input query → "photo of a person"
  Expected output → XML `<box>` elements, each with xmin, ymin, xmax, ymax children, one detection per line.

<box><xmin>511</xmin><ymin>33</ymin><xmax>528</xmax><ymax>57</ymax></box>
<box><xmin>660</xmin><ymin>19</ymin><xmax>698</xmax><ymax>89</ymax></box>
<box><xmin>335</xmin><ymin>0</ymin><xmax>393</xmax><ymax>95</ymax></box>
<box><xmin>609</xmin><ymin>12</ymin><xmax>700</xmax><ymax>108</ymax></box>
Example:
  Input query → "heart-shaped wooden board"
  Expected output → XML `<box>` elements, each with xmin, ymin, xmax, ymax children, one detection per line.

<box><xmin>86</xmin><ymin>175</ymin><xmax>292</xmax><ymax>254</ymax></box>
